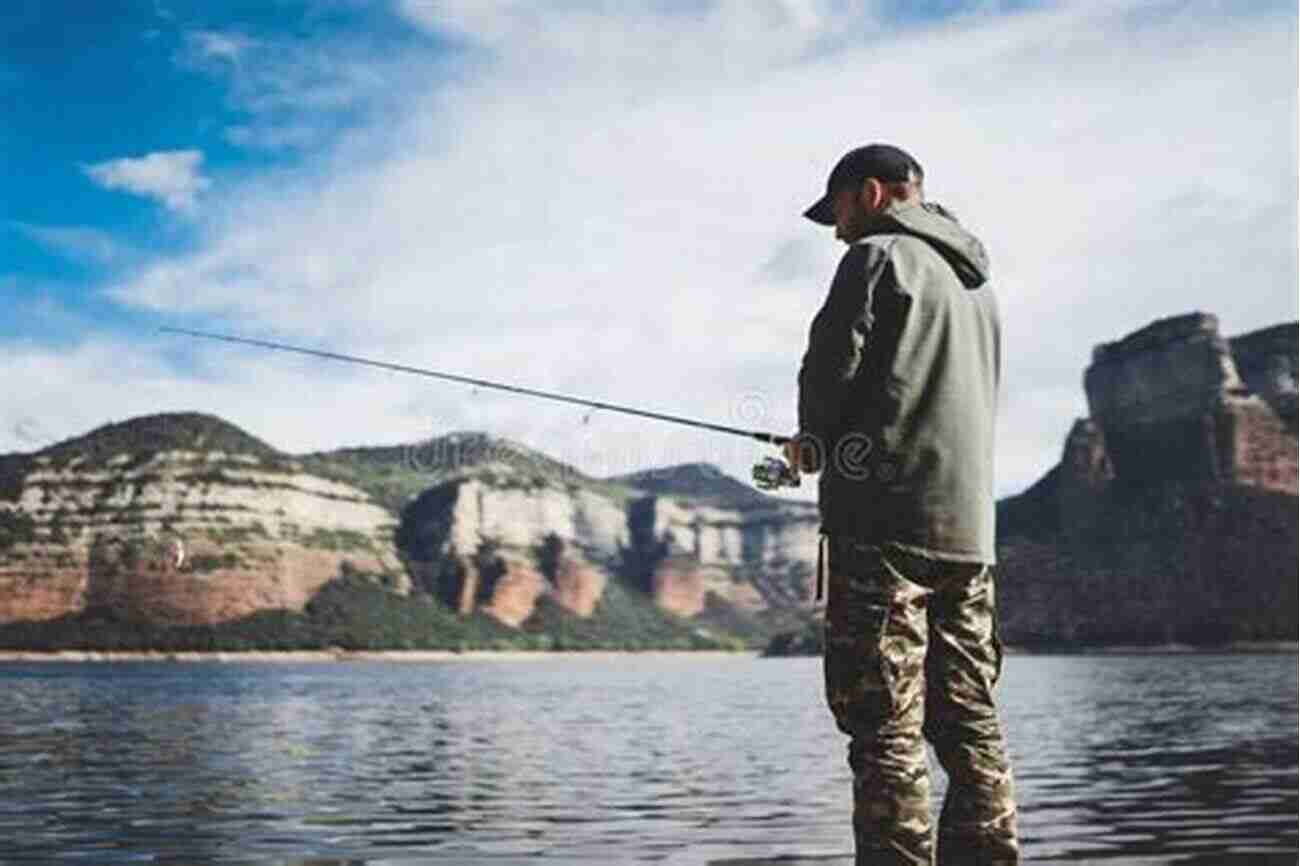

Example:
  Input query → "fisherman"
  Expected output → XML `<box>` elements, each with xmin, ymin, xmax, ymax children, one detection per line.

<box><xmin>785</xmin><ymin>144</ymin><xmax>1020</xmax><ymax>865</ymax></box>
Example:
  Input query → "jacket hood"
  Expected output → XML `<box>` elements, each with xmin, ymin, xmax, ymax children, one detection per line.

<box><xmin>862</xmin><ymin>200</ymin><xmax>990</xmax><ymax>289</ymax></box>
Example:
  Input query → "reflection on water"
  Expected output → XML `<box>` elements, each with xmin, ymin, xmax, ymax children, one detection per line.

<box><xmin>0</xmin><ymin>654</ymin><xmax>1294</xmax><ymax>864</ymax></box>
<box><xmin>1007</xmin><ymin>655</ymin><xmax>1297</xmax><ymax>864</ymax></box>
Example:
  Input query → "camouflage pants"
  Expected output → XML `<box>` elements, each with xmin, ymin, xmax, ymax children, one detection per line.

<box><xmin>823</xmin><ymin>537</ymin><xmax>1020</xmax><ymax>866</ymax></box>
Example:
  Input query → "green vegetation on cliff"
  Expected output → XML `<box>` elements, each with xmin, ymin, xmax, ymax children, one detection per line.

<box><xmin>612</xmin><ymin>463</ymin><xmax>788</xmax><ymax>511</ymax></box>
<box><xmin>0</xmin><ymin>572</ymin><xmax>755</xmax><ymax>653</ymax></box>
<box><xmin>0</xmin><ymin>509</ymin><xmax>37</xmax><ymax>552</ymax></box>
<box><xmin>302</xmin><ymin>432</ymin><xmax>635</xmax><ymax>514</ymax></box>
<box><xmin>522</xmin><ymin>580</ymin><xmax>747</xmax><ymax>651</ymax></box>
<box><xmin>35</xmin><ymin>412</ymin><xmax>285</xmax><ymax>471</ymax></box>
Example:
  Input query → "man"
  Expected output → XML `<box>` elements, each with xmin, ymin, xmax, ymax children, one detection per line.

<box><xmin>785</xmin><ymin>144</ymin><xmax>1020</xmax><ymax>866</ymax></box>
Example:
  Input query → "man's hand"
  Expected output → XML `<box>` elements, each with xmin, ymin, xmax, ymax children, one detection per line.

<box><xmin>784</xmin><ymin>432</ymin><xmax>823</xmax><ymax>475</ymax></box>
<box><xmin>782</xmin><ymin>438</ymin><xmax>803</xmax><ymax>480</ymax></box>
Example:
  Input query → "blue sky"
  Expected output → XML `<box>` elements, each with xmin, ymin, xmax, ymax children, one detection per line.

<box><xmin>2</xmin><ymin>0</ymin><xmax>1297</xmax><ymax>497</ymax></box>
<box><xmin>3</xmin><ymin>0</ymin><xmax>446</xmax><ymax>336</ymax></box>
<box><xmin>2</xmin><ymin>0</ymin><xmax>1004</xmax><ymax>309</ymax></box>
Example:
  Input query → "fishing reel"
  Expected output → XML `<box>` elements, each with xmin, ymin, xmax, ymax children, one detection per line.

<box><xmin>752</xmin><ymin>456</ymin><xmax>800</xmax><ymax>490</ymax></box>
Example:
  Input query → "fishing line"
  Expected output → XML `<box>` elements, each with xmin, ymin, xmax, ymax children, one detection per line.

<box><xmin>160</xmin><ymin>326</ymin><xmax>792</xmax><ymax>447</ymax></box>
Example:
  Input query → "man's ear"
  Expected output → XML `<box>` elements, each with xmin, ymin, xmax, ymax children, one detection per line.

<box><xmin>859</xmin><ymin>178</ymin><xmax>886</xmax><ymax>212</ymax></box>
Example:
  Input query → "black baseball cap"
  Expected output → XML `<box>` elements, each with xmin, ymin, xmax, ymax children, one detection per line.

<box><xmin>803</xmin><ymin>143</ymin><xmax>924</xmax><ymax>225</ymax></box>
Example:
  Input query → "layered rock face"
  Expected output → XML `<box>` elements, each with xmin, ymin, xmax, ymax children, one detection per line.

<box><xmin>1083</xmin><ymin>313</ymin><xmax>1296</xmax><ymax>492</ymax></box>
<box><xmin>998</xmin><ymin>314</ymin><xmax>1298</xmax><ymax>645</ymax></box>
<box><xmin>0</xmin><ymin>415</ymin><xmax>404</xmax><ymax>626</ymax></box>
<box><xmin>397</xmin><ymin>464</ymin><xmax>820</xmax><ymax>626</ymax></box>
<box><xmin>626</xmin><ymin>493</ymin><xmax>818</xmax><ymax>617</ymax></box>
<box><xmin>397</xmin><ymin>475</ymin><xmax>629</xmax><ymax>626</ymax></box>
<box><xmin>1231</xmin><ymin>322</ymin><xmax>1299</xmax><ymax>433</ymax></box>
<box><xmin>1</xmin><ymin>417</ymin><xmax>823</xmax><ymax>635</ymax></box>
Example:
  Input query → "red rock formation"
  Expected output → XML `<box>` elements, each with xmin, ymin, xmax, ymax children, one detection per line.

<box><xmin>430</xmin><ymin>536</ymin><xmax>607</xmax><ymax>624</ymax></box>
<box><xmin>0</xmin><ymin>569</ymin><xmax>85</xmax><ymax>623</ymax></box>
<box><xmin>82</xmin><ymin>537</ymin><xmax>394</xmax><ymax>625</ymax></box>
<box><xmin>997</xmin><ymin>313</ymin><xmax>1298</xmax><ymax>646</ymax></box>
<box><xmin>551</xmin><ymin>546</ymin><xmax>606</xmax><ymax>618</ymax></box>
<box><xmin>651</xmin><ymin>556</ymin><xmax>706</xmax><ymax>618</ymax></box>
<box><xmin>1217</xmin><ymin>398</ymin><xmax>1298</xmax><ymax>494</ymax></box>
<box><xmin>0</xmin><ymin>413</ymin><xmax>406</xmax><ymax>627</ymax></box>
<box><xmin>480</xmin><ymin>555</ymin><xmax>547</xmax><ymax>628</ymax></box>
<box><xmin>1082</xmin><ymin>312</ymin><xmax>1296</xmax><ymax>492</ymax></box>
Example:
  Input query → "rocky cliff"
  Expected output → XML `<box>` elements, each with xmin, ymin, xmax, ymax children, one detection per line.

<box><xmin>1230</xmin><ymin>322</ymin><xmax>1298</xmax><ymax>435</ymax></box>
<box><xmin>997</xmin><ymin>314</ymin><xmax>1297</xmax><ymax>645</ymax></box>
<box><xmin>0</xmin><ymin>414</ymin><xmax>404</xmax><ymax>626</ymax></box>
<box><xmin>0</xmin><ymin>421</ymin><xmax>822</xmax><ymax>644</ymax></box>
<box><xmin>1080</xmin><ymin>313</ymin><xmax>1295</xmax><ymax>491</ymax></box>
<box><xmin>392</xmin><ymin>453</ymin><xmax>819</xmax><ymax>627</ymax></box>
<box><xmin>13</xmin><ymin>314</ymin><xmax>1289</xmax><ymax>652</ymax></box>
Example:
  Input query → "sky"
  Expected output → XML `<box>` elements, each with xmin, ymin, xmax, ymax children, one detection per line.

<box><xmin>2</xmin><ymin>0</ymin><xmax>1297</xmax><ymax>500</ymax></box>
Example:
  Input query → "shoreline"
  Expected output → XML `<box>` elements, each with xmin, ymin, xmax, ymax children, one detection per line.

<box><xmin>0</xmin><ymin>642</ymin><xmax>1294</xmax><ymax>662</ymax></box>
<box><xmin>0</xmin><ymin>649</ymin><xmax>761</xmax><ymax>663</ymax></box>
<box><xmin>1007</xmin><ymin>640</ymin><xmax>1299</xmax><ymax>655</ymax></box>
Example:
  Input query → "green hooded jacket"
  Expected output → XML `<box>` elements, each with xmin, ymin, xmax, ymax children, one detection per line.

<box><xmin>797</xmin><ymin>199</ymin><xmax>999</xmax><ymax>563</ymax></box>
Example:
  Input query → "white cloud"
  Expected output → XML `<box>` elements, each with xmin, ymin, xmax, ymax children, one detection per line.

<box><xmin>186</xmin><ymin>29</ymin><xmax>256</xmax><ymax>64</ymax></box>
<box><xmin>179</xmin><ymin>26</ymin><xmax>421</xmax><ymax>153</ymax></box>
<box><xmin>83</xmin><ymin>149</ymin><xmax>211</xmax><ymax>215</ymax></box>
<box><xmin>0</xmin><ymin>333</ymin><xmax>442</xmax><ymax>456</ymax></box>
<box><xmin>223</xmin><ymin>123</ymin><xmax>321</xmax><ymax>151</ymax></box>
<box><xmin>14</xmin><ymin>0</ymin><xmax>1293</xmax><ymax>500</ymax></box>
<box><xmin>10</xmin><ymin>222</ymin><xmax>132</xmax><ymax>266</ymax></box>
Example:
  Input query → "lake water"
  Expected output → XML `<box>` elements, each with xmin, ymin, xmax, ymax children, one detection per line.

<box><xmin>0</xmin><ymin>653</ymin><xmax>1295</xmax><ymax>865</ymax></box>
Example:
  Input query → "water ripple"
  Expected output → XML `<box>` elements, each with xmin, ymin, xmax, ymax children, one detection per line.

<box><xmin>0</xmin><ymin>654</ymin><xmax>1294</xmax><ymax>864</ymax></box>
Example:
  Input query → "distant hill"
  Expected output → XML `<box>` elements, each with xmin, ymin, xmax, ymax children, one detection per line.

<box><xmin>611</xmin><ymin>462</ymin><xmax>793</xmax><ymax>510</ymax></box>
<box><xmin>308</xmin><ymin>430</ymin><xmax>588</xmax><ymax>482</ymax></box>
<box><xmin>33</xmin><ymin>412</ymin><xmax>283</xmax><ymax>469</ymax></box>
<box><xmin>0</xmin><ymin>417</ymin><xmax>818</xmax><ymax>652</ymax></box>
<box><xmin>0</xmin><ymin>412</ymin><xmax>403</xmax><ymax>634</ymax></box>
<box><xmin>301</xmin><ymin>430</ymin><xmax>634</xmax><ymax>515</ymax></box>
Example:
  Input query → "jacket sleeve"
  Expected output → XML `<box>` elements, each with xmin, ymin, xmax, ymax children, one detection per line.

<box><xmin>798</xmin><ymin>242</ymin><xmax>893</xmax><ymax>448</ymax></box>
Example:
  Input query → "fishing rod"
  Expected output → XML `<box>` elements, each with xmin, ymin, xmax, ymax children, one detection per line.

<box><xmin>158</xmin><ymin>326</ymin><xmax>801</xmax><ymax>488</ymax></box>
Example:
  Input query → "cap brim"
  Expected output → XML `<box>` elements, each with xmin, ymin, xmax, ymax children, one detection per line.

<box><xmin>803</xmin><ymin>195</ymin><xmax>834</xmax><ymax>226</ymax></box>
